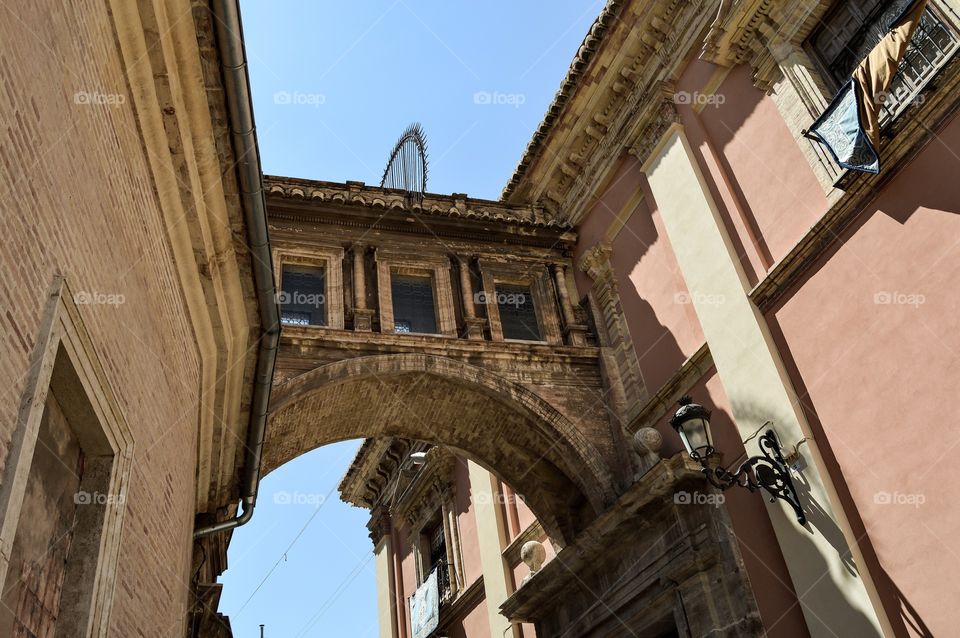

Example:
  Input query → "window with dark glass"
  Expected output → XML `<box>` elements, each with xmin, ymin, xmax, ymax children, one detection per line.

<box><xmin>808</xmin><ymin>0</ymin><xmax>958</xmax><ymax>126</ymax></box>
<box><xmin>280</xmin><ymin>264</ymin><xmax>326</xmax><ymax>326</ymax></box>
<box><xmin>426</xmin><ymin>521</ymin><xmax>450</xmax><ymax>598</ymax></box>
<box><xmin>496</xmin><ymin>283</ymin><xmax>541</xmax><ymax>341</ymax></box>
<box><xmin>391</xmin><ymin>274</ymin><xmax>437</xmax><ymax>334</ymax></box>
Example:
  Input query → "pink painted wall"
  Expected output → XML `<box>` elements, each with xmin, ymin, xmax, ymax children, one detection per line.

<box><xmin>771</xmin><ymin>111</ymin><xmax>960</xmax><ymax>637</ymax></box>
<box><xmin>688</xmin><ymin>62</ymin><xmax>829</xmax><ymax>274</ymax></box>
<box><xmin>574</xmin><ymin>155</ymin><xmax>706</xmax><ymax>395</ymax></box>
<box><xmin>695</xmin><ymin>370</ymin><xmax>810</xmax><ymax>637</ymax></box>
<box><xmin>456</xmin><ymin>461</ymin><xmax>485</xmax><ymax>587</ymax></box>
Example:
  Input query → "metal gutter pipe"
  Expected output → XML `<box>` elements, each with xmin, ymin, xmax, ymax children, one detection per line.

<box><xmin>194</xmin><ymin>0</ymin><xmax>280</xmax><ymax>538</ymax></box>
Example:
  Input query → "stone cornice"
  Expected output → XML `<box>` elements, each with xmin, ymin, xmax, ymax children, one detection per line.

<box><xmin>502</xmin><ymin>0</ymin><xmax>714</xmax><ymax>226</ymax></box>
<box><xmin>266</xmin><ymin>175</ymin><xmax>568</xmax><ymax>230</ymax></box>
<box><xmin>501</xmin><ymin>453</ymin><xmax>706</xmax><ymax>621</ymax></box>
<box><xmin>338</xmin><ymin>438</ymin><xmax>416</xmax><ymax>509</ymax></box>
<box><xmin>501</xmin><ymin>0</ymin><xmax>627</xmax><ymax>200</ymax></box>
<box><xmin>701</xmin><ymin>0</ymin><xmax>835</xmax><ymax>91</ymax></box>
<box><xmin>628</xmin><ymin>342</ymin><xmax>713</xmax><ymax>433</ymax></box>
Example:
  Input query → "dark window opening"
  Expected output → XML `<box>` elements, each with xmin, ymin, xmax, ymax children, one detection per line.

<box><xmin>427</xmin><ymin>521</ymin><xmax>450</xmax><ymax>598</ymax></box>
<box><xmin>281</xmin><ymin>265</ymin><xmax>326</xmax><ymax>326</ymax></box>
<box><xmin>809</xmin><ymin>0</ymin><xmax>958</xmax><ymax>127</ymax></box>
<box><xmin>496</xmin><ymin>283</ymin><xmax>541</xmax><ymax>341</ymax></box>
<box><xmin>391</xmin><ymin>274</ymin><xmax>437</xmax><ymax>334</ymax></box>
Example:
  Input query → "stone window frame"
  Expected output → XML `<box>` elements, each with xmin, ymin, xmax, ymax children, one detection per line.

<box><xmin>479</xmin><ymin>261</ymin><xmax>562</xmax><ymax>345</ymax></box>
<box><xmin>738</xmin><ymin>0</ymin><xmax>960</xmax><ymax>193</ymax></box>
<box><xmin>273</xmin><ymin>245</ymin><xmax>345</xmax><ymax>330</ymax></box>
<box><xmin>0</xmin><ymin>277</ymin><xmax>134</xmax><ymax>636</ymax></box>
<box><xmin>393</xmin><ymin>452</ymin><xmax>463</xmax><ymax>603</ymax></box>
<box><xmin>374</xmin><ymin>251</ymin><xmax>456</xmax><ymax>337</ymax></box>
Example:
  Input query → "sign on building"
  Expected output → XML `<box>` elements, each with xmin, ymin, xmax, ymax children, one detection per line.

<box><xmin>410</xmin><ymin>568</ymin><xmax>439</xmax><ymax>638</ymax></box>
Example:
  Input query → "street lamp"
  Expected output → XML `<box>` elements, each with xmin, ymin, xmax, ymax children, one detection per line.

<box><xmin>670</xmin><ymin>396</ymin><xmax>807</xmax><ymax>524</ymax></box>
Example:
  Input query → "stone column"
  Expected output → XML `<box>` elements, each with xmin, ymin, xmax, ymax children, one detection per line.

<box><xmin>458</xmin><ymin>256</ymin><xmax>486</xmax><ymax>340</ymax></box>
<box><xmin>353</xmin><ymin>244</ymin><xmax>374</xmax><ymax>331</ymax></box>
<box><xmin>368</xmin><ymin>510</ymin><xmax>399</xmax><ymax>638</ymax></box>
<box><xmin>551</xmin><ymin>263</ymin><xmax>588</xmax><ymax>347</ymax></box>
<box><xmin>468</xmin><ymin>461</ymin><xmax>518</xmax><ymax>638</ymax></box>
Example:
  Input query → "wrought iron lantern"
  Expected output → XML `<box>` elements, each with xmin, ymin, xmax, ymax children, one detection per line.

<box><xmin>670</xmin><ymin>396</ymin><xmax>807</xmax><ymax>524</ymax></box>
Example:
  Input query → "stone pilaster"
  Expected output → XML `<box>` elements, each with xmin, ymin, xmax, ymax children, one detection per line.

<box><xmin>353</xmin><ymin>244</ymin><xmax>374</xmax><ymax>332</ymax></box>
<box><xmin>551</xmin><ymin>263</ymin><xmax>588</xmax><ymax>346</ymax></box>
<box><xmin>578</xmin><ymin>242</ymin><xmax>647</xmax><ymax>420</ymax></box>
<box><xmin>458</xmin><ymin>256</ymin><xmax>486</xmax><ymax>340</ymax></box>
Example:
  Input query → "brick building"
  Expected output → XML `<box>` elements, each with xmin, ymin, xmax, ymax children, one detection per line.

<box><xmin>2</xmin><ymin>0</ymin><xmax>959</xmax><ymax>637</ymax></box>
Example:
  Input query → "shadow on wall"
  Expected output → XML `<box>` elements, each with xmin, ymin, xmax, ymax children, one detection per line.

<box><xmin>762</xmin><ymin>314</ymin><xmax>939</xmax><ymax>638</ymax></box>
<box><xmin>606</xmin><ymin>181</ymin><xmax>691</xmax><ymax>395</ymax></box>
<box><xmin>686</xmin><ymin>63</ymin><xmax>775</xmax><ymax>276</ymax></box>
<box><xmin>726</xmin><ymin>399</ymin><xmax>881</xmax><ymax>637</ymax></box>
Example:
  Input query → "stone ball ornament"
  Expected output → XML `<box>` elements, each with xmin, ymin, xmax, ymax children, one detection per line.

<box><xmin>632</xmin><ymin>427</ymin><xmax>663</xmax><ymax>456</ymax></box>
<box><xmin>520</xmin><ymin>540</ymin><xmax>547</xmax><ymax>585</ymax></box>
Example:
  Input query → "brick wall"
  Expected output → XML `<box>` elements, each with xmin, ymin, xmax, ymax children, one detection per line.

<box><xmin>0</xmin><ymin>0</ymin><xmax>202</xmax><ymax>633</ymax></box>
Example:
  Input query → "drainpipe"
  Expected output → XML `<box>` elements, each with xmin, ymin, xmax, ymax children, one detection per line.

<box><xmin>194</xmin><ymin>0</ymin><xmax>280</xmax><ymax>538</ymax></box>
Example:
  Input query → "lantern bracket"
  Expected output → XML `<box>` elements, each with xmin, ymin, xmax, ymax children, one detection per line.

<box><xmin>701</xmin><ymin>430</ymin><xmax>807</xmax><ymax>525</ymax></box>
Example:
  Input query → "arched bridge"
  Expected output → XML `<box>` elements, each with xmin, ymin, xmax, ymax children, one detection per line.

<box><xmin>261</xmin><ymin>177</ymin><xmax>632</xmax><ymax>543</ymax></box>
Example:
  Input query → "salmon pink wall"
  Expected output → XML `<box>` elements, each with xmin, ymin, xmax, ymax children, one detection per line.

<box><xmin>772</xmin><ymin>112</ymin><xmax>960</xmax><ymax>637</ymax></box>
<box><xmin>455</xmin><ymin>460</ymin><xmax>485</xmax><ymax>586</ymax></box>
<box><xmin>574</xmin><ymin>155</ymin><xmax>705</xmax><ymax>395</ymax></box>
<box><xmin>445</xmin><ymin>596</ymin><xmax>489</xmax><ymax>638</ymax></box>
<box><xmin>681</xmin><ymin>62</ymin><xmax>829</xmax><ymax>277</ymax></box>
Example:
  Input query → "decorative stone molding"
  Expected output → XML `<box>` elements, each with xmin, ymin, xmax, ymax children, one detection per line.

<box><xmin>478</xmin><ymin>259</ymin><xmax>564</xmax><ymax>346</ymax></box>
<box><xmin>391</xmin><ymin>448</ymin><xmax>458</xmax><ymax>530</ymax></box>
<box><xmin>627</xmin><ymin>99</ymin><xmax>682</xmax><ymax>168</ymax></box>
<box><xmin>266</xmin><ymin>175</ymin><xmax>567</xmax><ymax>229</ymax></box>
<box><xmin>578</xmin><ymin>243</ymin><xmax>648</xmax><ymax>421</ymax></box>
<box><xmin>366</xmin><ymin>508</ymin><xmax>393</xmax><ymax>545</ymax></box>
<box><xmin>628</xmin><ymin>342</ymin><xmax>713</xmax><ymax>433</ymax></box>
<box><xmin>501</xmin><ymin>454</ymin><xmax>764</xmax><ymax>637</ymax></box>
<box><xmin>374</xmin><ymin>249</ymin><xmax>457</xmax><ymax>337</ymax></box>
<box><xmin>503</xmin><ymin>0</ymin><xmax>714</xmax><ymax>226</ymax></box>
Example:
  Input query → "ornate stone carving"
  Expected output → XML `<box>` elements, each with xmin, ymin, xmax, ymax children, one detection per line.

<box><xmin>628</xmin><ymin>100</ymin><xmax>682</xmax><ymax>168</ymax></box>
<box><xmin>578</xmin><ymin>242</ymin><xmax>648</xmax><ymax>422</ymax></box>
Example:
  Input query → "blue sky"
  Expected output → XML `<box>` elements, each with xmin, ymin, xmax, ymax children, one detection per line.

<box><xmin>218</xmin><ymin>2</ymin><xmax>602</xmax><ymax>635</ymax></box>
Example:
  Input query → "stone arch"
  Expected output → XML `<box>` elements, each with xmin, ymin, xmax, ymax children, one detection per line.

<box><xmin>265</xmin><ymin>353</ymin><xmax>617</xmax><ymax>544</ymax></box>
